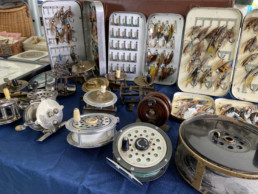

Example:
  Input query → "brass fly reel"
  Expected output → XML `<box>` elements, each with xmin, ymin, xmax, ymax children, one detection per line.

<box><xmin>0</xmin><ymin>78</ymin><xmax>28</xmax><ymax>93</ymax></box>
<box><xmin>106</xmin><ymin>71</ymin><xmax>127</xmax><ymax>91</ymax></box>
<box><xmin>134</xmin><ymin>75</ymin><xmax>153</xmax><ymax>87</ymax></box>
<box><xmin>65</xmin><ymin>109</ymin><xmax>119</xmax><ymax>148</ymax></box>
<box><xmin>175</xmin><ymin>115</ymin><xmax>258</xmax><ymax>193</ymax></box>
<box><xmin>137</xmin><ymin>92</ymin><xmax>171</xmax><ymax>126</ymax></box>
<box><xmin>107</xmin><ymin>122</ymin><xmax>172</xmax><ymax>185</ymax></box>
<box><xmin>81</xmin><ymin>77</ymin><xmax>109</xmax><ymax>93</ymax></box>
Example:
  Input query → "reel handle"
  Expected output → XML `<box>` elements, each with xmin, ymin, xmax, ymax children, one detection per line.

<box><xmin>73</xmin><ymin>108</ymin><xmax>81</xmax><ymax>123</ymax></box>
<box><xmin>30</xmin><ymin>81</ymin><xmax>39</xmax><ymax>92</ymax></box>
<box><xmin>15</xmin><ymin>125</ymin><xmax>26</xmax><ymax>131</ymax></box>
<box><xmin>12</xmin><ymin>79</ymin><xmax>19</xmax><ymax>87</ymax></box>
<box><xmin>3</xmin><ymin>88</ymin><xmax>10</xmax><ymax>99</ymax></box>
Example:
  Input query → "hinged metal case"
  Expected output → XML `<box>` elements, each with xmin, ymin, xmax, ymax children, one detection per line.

<box><xmin>177</xmin><ymin>7</ymin><xmax>242</xmax><ymax>96</ymax></box>
<box><xmin>108</xmin><ymin>12</ymin><xmax>147</xmax><ymax>80</ymax></box>
<box><xmin>232</xmin><ymin>9</ymin><xmax>258</xmax><ymax>103</ymax></box>
<box><xmin>144</xmin><ymin>13</ymin><xmax>184</xmax><ymax>85</ymax></box>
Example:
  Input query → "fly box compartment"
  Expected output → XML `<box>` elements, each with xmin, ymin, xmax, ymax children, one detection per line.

<box><xmin>108</xmin><ymin>12</ymin><xmax>146</xmax><ymax>81</ymax></box>
<box><xmin>232</xmin><ymin>9</ymin><xmax>258</xmax><ymax>103</ymax></box>
<box><xmin>177</xmin><ymin>7</ymin><xmax>242</xmax><ymax>97</ymax></box>
<box><xmin>144</xmin><ymin>13</ymin><xmax>184</xmax><ymax>85</ymax></box>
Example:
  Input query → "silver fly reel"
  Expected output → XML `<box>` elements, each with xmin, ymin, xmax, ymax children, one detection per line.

<box><xmin>16</xmin><ymin>99</ymin><xmax>64</xmax><ymax>141</ymax></box>
<box><xmin>65</xmin><ymin>109</ymin><xmax>119</xmax><ymax>148</ymax></box>
<box><xmin>0</xmin><ymin>98</ymin><xmax>21</xmax><ymax>125</ymax></box>
<box><xmin>107</xmin><ymin>122</ymin><xmax>172</xmax><ymax>185</ymax></box>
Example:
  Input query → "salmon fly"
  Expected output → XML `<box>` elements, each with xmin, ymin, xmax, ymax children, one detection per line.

<box><xmin>192</xmin><ymin>41</ymin><xmax>205</xmax><ymax>57</ymax></box>
<box><xmin>50</xmin><ymin>14</ymin><xmax>57</xmax><ymax>35</ymax></box>
<box><xmin>204</xmin><ymin>26</ymin><xmax>222</xmax><ymax>40</ymax></box>
<box><xmin>242</xmin><ymin>36</ymin><xmax>257</xmax><ymax>53</ymax></box>
<box><xmin>242</xmin><ymin>67</ymin><xmax>258</xmax><ymax>90</ymax></box>
<box><xmin>200</xmin><ymin>53</ymin><xmax>212</xmax><ymax>68</ymax></box>
<box><xmin>157</xmin><ymin>51</ymin><xmax>165</xmax><ymax>66</ymax></box>
<box><xmin>151</xmin><ymin>21</ymin><xmax>160</xmax><ymax>39</ymax></box>
<box><xmin>66</xmin><ymin>23</ymin><xmax>72</xmax><ymax>44</ymax></box>
<box><xmin>241</xmin><ymin>53</ymin><xmax>258</xmax><ymax>67</ymax></box>
<box><xmin>55</xmin><ymin>29</ymin><xmax>61</xmax><ymax>45</ymax></box>
<box><xmin>196</xmin><ymin>26</ymin><xmax>210</xmax><ymax>41</ymax></box>
<box><xmin>227</xmin><ymin>27</ymin><xmax>236</xmax><ymax>44</ymax></box>
<box><xmin>57</xmin><ymin>7</ymin><xmax>64</xmax><ymax>24</ymax></box>
<box><xmin>70</xmin><ymin>46</ymin><xmax>77</xmax><ymax>63</ymax></box>
<box><xmin>159</xmin><ymin>66</ymin><xmax>175</xmax><ymax>80</ymax></box>
<box><xmin>164</xmin><ymin>23</ymin><xmax>174</xmax><ymax>43</ymax></box>
<box><xmin>146</xmin><ymin>50</ymin><xmax>158</xmax><ymax>66</ymax></box>
<box><xmin>213</xmin><ymin>60</ymin><xmax>232</xmax><ymax>74</ymax></box>
<box><xmin>185</xmin><ymin>66</ymin><xmax>200</xmax><ymax>86</ymax></box>
<box><xmin>157</xmin><ymin>22</ymin><xmax>164</xmax><ymax>39</ymax></box>
<box><xmin>206</xmin><ymin>39</ymin><xmax>216</xmax><ymax>57</ymax></box>
<box><xmin>198</xmin><ymin>68</ymin><xmax>212</xmax><ymax>88</ymax></box>
<box><xmin>186</xmin><ymin>26</ymin><xmax>202</xmax><ymax>38</ymax></box>
<box><xmin>164</xmin><ymin>51</ymin><xmax>173</xmax><ymax>65</ymax></box>
<box><xmin>183</xmin><ymin>41</ymin><xmax>193</xmax><ymax>54</ymax></box>
<box><xmin>215</xmin><ymin>30</ymin><xmax>229</xmax><ymax>55</ymax></box>
<box><xmin>213</xmin><ymin>70</ymin><xmax>230</xmax><ymax>91</ymax></box>
<box><xmin>244</xmin><ymin>17</ymin><xmax>258</xmax><ymax>31</ymax></box>
<box><xmin>185</xmin><ymin>55</ymin><xmax>200</xmax><ymax>72</ymax></box>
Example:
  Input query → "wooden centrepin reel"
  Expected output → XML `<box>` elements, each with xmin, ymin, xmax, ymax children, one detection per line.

<box><xmin>65</xmin><ymin>108</ymin><xmax>119</xmax><ymax>148</ymax></box>
<box><xmin>137</xmin><ymin>92</ymin><xmax>171</xmax><ymax>126</ymax></box>
<box><xmin>107</xmin><ymin>122</ymin><xmax>172</xmax><ymax>186</ymax></box>
<box><xmin>0</xmin><ymin>88</ymin><xmax>21</xmax><ymax>125</ymax></box>
<box><xmin>83</xmin><ymin>85</ymin><xmax>117</xmax><ymax>114</ymax></box>
<box><xmin>16</xmin><ymin>99</ymin><xmax>64</xmax><ymax>141</ymax></box>
<box><xmin>175</xmin><ymin>115</ymin><xmax>258</xmax><ymax>193</ymax></box>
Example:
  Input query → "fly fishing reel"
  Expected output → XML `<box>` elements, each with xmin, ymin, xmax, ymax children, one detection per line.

<box><xmin>81</xmin><ymin>77</ymin><xmax>109</xmax><ymax>93</ymax></box>
<box><xmin>0</xmin><ymin>78</ymin><xmax>28</xmax><ymax>93</ymax></box>
<box><xmin>16</xmin><ymin>99</ymin><xmax>64</xmax><ymax>141</ymax></box>
<box><xmin>0</xmin><ymin>88</ymin><xmax>21</xmax><ymax>125</ymax></box>
<box><xmin>65</xmin><ymin>109</ymin><xmax>119</xmax><ymax>148</ymax></box>
<box><xmin>107</xmin><ymin>122</ymin><xmax>172</xmax><ymax>185</ymax></box>
<box><xmin>106</xmin><ymin>70</ymin><xmax>127</xmax><ymax>91</ymax></box>
<box><xmin>137</xmin><ymin>92</ymin><xmax>171</xmax><ymax>126</ymax></box>
<box><xmin>83</xmin><ymin>85</ymin><xmax>117</xmax><ymax>114</ymax></box>
<box><xmin>175</xmin><ymin>115</ymin><xmax>258</xmax><ymax>193</ymax></box>
<box><xmin>134</xmin><ymin>75</ymin><xmax>154</xmax><ymax>87</ymax></box>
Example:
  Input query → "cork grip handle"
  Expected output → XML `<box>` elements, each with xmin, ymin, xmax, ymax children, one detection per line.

<box><xmin>73</xmin><ymin>108</ymin><xmax>81</xmax><ymax>123</ymax></box>
<box><xmin>3</xmin><ymin>88</ymin><xmax>10</xmax><ymax>99</ymax></box>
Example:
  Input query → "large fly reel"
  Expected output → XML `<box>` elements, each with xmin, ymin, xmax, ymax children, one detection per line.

<box><xmin>65</xmin><ymin>109</ymin><xmax>119</xmax><ymax>148</ymax></box>
<box><xmin>175</xmin><ymin>115</ymin><xmax>258</xmax><ymax>193</ymax></box>
<box><xmin>107</xmin><ymin>122</ymin><xmax>172</xmax><ymax>185</ymax></box>
<box><xmin>16</xmin><ymin>99</ymin><xmax>64</xmax><ymax>141</ymax></box>
<box><xmin>137</xmin><ymin>92</ymin><xmax>171</xmax><ymax>126</ymax></box>
<box><xmin>81</xmin><ymin>77</ymin><xmax>109</xmax><ymax>93</ymax></box>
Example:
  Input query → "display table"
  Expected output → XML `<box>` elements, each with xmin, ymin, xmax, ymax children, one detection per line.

<box><xmin>0</xmin><ymin>83</ymin><xmax>223</xmax><ymax>194</ymax></box>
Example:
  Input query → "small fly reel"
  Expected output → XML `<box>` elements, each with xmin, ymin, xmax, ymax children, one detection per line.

<box><xmin>0</xmin><ymin>88</ymin><xmax>21</xmax><ymax>125</ymax></box>
<box><xmin>81</xmin><ymin>77</ymin><xmax>109</xmax><ymax>93</ymax></box>
<box><xmin>106</xmin><ymin>70</ymin><xmax>127</xmax><ymax>91</ymax></box>
<box><xmin>134</xmin><ymin>75</ymin><xmax>154</xmax><ymax>87</ymax></box>
<box><xmin>16</xmin><ymin>99</ymin><xmax>64</xmax><ymax>141</ymax></box>
<box><xmin>137</xmin><ymin>92</ymin><xmax>171</xmax><ymax>126</ymax></box>
<box><xmin>71</xmin><ymin>60</ymin><xmax>96</xmax><ymax>84</ymax></box>
<box><xmin>0</xmin><ymin>78</ymin><xmax>28</xmax><ymax>93</ymax></box>
<box><xmin>83</xmin><ymin>85</ymin><xmax>117</xmax><ymax>114</ymax></box>
<box><xmin>65</xmin><ymin>109</ymin><xmax>119</xmax><ymax>148</ymax></box>
<box><xmin>45</xmin><ymin>69</ymin><xmax>76</xmax><ymax>97</ymax></box>
<box><xmin>107</xmin><ymin>122</ymin><xmax>172</xmax><ymax>185</ymax></box>
<box><xmin>175</xmin><ymin>115</ymin><xmax>258</xmax><ymax>193</ymax></box>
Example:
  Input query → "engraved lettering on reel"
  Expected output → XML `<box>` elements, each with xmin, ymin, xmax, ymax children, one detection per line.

<box><xmin>107</xmin><ymin>122</ymin><xmax>172</xmax><ymax>185</ymax></box>
<box><xmin>65</xmin><ymin>109</ymin><xmax>119</xmax><ymax>148</ymax></box>
<box><xmin>175</xmin><ymin>115</ymin><xmax>258</xmax><ymax>193</ymax></box>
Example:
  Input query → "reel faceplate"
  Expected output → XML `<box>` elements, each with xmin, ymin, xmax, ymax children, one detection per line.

<box><xmin>111</xmin><ymin>123</ymin><xmax>172</xmax><ymax>183</ymax></box>
<box><xmin>65</xmin><ymin>113</ymin><xmax>119</xmax><ymax>148</ymax></box>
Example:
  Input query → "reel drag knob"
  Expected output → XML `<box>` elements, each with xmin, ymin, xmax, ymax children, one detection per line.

<box><xmin>12</xmin><ymin>79</ymin><xmax>19</xmax><ymax>87</ymax></box>
<box><xmin>122</xmin><ymin>137</ymin><xmax>129</xmax><ymax>152</ymax></box>
<box><xmin>135</xmin><ymin>138</ymin><xmax>149</xmax><ymax>151</ymax></box>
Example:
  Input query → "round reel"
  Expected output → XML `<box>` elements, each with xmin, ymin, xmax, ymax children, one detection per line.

<box><xmin>22</xmin><ymin>99</ymin><xmax>63</xmax><ymax>132</ymax></box>
<box><xmin>72</xmin><ymin>60</ymin><xmax>96</xmax><ymax>74</ymax></box>
<box><xmin>112</xmin><ymin>122</ymin><xmax>172</xmax><ymax>182</ymax></box>
<box><xmin>65</xmin><ymin>113</ymin><xmax>119</xmax><ymax>148</ymax></box>
<box><xmin>0</xmin><ymin>98</ymin><xmax>21</xmax><ymax>125</ymax></box>
<box><xmin>137</xmin><ymin>92</ymin><xmax>171</xmax><ymax>126</ymax></box>
<box><xmin>82</xmin><ymin>77</ymin><xmax>109</xmax><ymax>93</ymax></box>
<box><xmin>134</xmin><ymin>75</ymin><xmax>154</xmax><ymax>87</ymax></box>
<box><xmin>27</xmin><ymin>89</ymin><xmax>58</xmax><ymax>101</ymax></box>
<box><xmin>175</xmin><ymin>115</ymin><xmax>258</xmax><ymax>193</ymax></box>
<box><xmin>83</xmin><ymin>89</ymin><xmax>117</xmax><ymax>108</ymax></box>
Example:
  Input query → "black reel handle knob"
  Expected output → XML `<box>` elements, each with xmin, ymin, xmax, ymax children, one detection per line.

<box><xmin>31</xmin><ymin>81</ymin><xmax>39</xmax><ymax>91</ymax></box>
<box><xmin>12</xmin><ymin>79</ymin><xmax>19</xmax><ymax>87</ymax></box>
<box><xmin>146</xmin><ymin>74</ymin><xmax>152</xmax><ymax>83</ymax></box>
<box><xmin>122</xmin><ymin>137</ymin><xmax>129</xmax><ymax>152</ymax></box>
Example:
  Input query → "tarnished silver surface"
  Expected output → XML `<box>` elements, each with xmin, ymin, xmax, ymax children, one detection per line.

<box><xmin>27</xmin><ymin>89</ymin><xmax>58</xmax><ymax>101</ymax></box>
<box><xmin>0</xmin><ymin>98</ymin><xmax>21</xmax><ymax>125</ymax></box>
<box><xmin>23</xmin><ymin>101</ymin><xmax>43</xmax><ymax>131</ymax></box>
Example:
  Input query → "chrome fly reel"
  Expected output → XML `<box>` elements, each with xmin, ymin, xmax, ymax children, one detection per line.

<box><xmin>107</xmin><ymin>122</ymin><xmax>172</xmax><ymax>185</ymax></box>
<box><xmin>65</xmin><ymin>109</ymin><xmax>119</xmax><ymax>148</ymax></box>
<box><xmin>0</xmin><ymin>98</ymin><xmax>21</xmax><ymax>125</ymax></box>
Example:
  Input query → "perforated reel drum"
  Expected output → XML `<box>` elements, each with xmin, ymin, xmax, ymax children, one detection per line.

<box><xmin>112</xmin><ymin>122</ymin><xmax>172</xmax><ymax>182</ymax></box>
<box><xmin>175</xmin><ymin>115</ymin><xmax>258</xmax><ymax>194</ymax></box>
<box><xmin>27</xmin><ymin>89</ymin><xmax>58</xmax><ymax>101</ymax></box>
<box><xmin>0</xmin><ymin>98</ymin><xmax>21</xmax><ymax>125</ymax></box>
<box><xmin>137</xmin><ymin>92</ymin><xmax>171</xmax><ymax>126</ymax></box>
<box><xmin>65</xmin><ymin>113</ymin><xmax>119</xmax><ymax>148</ymax></box>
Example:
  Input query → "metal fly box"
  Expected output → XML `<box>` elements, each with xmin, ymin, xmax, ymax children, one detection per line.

<box><xmin>175</xmin><ymin>115</ymin><xmax>258</xmax><ymax>193</ymax></box>
<box><xmin>108</xmin><ymin>12</ymin><xmax>146</xmax><ymax>81</ymax></box>
<box><xmin>177</xmin><ymin>7</ymin><xmax>242</xmax><ymax>97</ymax></box>
<box><xmin>65</xmin><ymin>108</ymin><xmax>119</xmax><ymax>148</ymax></box>
<box><xmin>171</xmin><ymin>92</ymin><xmax>215</xmax><ymax>121</ymax></box>
<box><xmin>144</xmin><ymin>13</ymin><xmax>184</xmax><ymax>85</ymax></box>
<box><xmin>232</xmin><ymin>9</ymin><xmax>258</xmax><ymax>103</ymax></box>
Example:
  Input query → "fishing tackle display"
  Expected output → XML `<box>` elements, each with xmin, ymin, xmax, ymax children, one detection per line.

<box><xmin>178</xmin><ymin>8</ymin><xmax>242</xmax><ymax>96</ymax></box>
<box><xmin>171</xmin><ymin>92</ymin><xmax>215</xmax><ymax>120</ymax></box>
<box><xmin>144</xmin><ymin>14</ymin><xmax>184</xmax><ymax>85</ymax></box>
<box><xmin>108</xmin><ymin>12</ymin><xmax>146</xmax><ymax>80</ymax></box>
<box><xmin>215</xmin><ymin>99</ymin><xmax>258</xmax><ymax>127</ymax></box>
<box><xmin>232</xmin><ymin>9</ymin><xmax>258</xmax><ymax>103</ymax></box>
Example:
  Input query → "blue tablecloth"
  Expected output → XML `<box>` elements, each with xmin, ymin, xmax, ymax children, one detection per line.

<box><xmin>0</xmin><ymin>83</ymin><xmax>211</xmax><ymax>194</ymax></box>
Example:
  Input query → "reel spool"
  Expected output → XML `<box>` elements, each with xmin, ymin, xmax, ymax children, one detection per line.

<box><xmin>16</xmin><ymin>99</ymin><xmax>64</xmax><ymax>141</ymax></box>
<box><xmin>81</xmin><ymin>77</ymin><xmax>109</xmax><ymax>93</ymax></box>
<box><xmin>106</xmin><ymin>71</ymin><xmax>127</xmax><ymax>91</ymax></box>
<box><xmin>107</xmin><ymin>123</ymin><xmax>172</xmax><ymax>185</ymax></box>
<box><xmin>175</xmin><ymin>115</ymin><xmax>258</xmax><ymax>193</ymax></box>
<box><xmin>0</xmin><ymin>78</ymin><xmax>28</xmax><ymax>93</ymax></box>
<box><xmin>137</xmin><ymin>92</ymin><xmax>171</xmax><ymax>126</ymax></box>
<box><xmin>0</xmin><ymin>88</ymin><xmax>21</xmax><ymax>125</ymax></box>
<box><xmin>65</xmin><ymin>109</ymin><xmax>119</xmax><ymax>148</ymax></box>
<box><xmin>83</xmin><ymin>86</ymin><xmax>117</xmax><ymax>114</ymax></box>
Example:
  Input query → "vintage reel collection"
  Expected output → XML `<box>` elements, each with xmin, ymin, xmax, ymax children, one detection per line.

<box><xmin>1</xmin><ymin>4</ymin><xmax>258</xmax><ymax>193</ymax></box>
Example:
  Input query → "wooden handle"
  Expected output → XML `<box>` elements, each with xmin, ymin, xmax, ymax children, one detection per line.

<box><xmin>116</xmin><ymin>70</ymin><xmax>121</xmax><ymax>79</ymax></box>
<box><xmin>73</xmin><ymin>108</ymin><xmax>81</xmax><ymax>123</ymax></box>
<box><xmin>100</xmin><ymin>85</ymin><xmax>106</xmax><ymax>93</ymax></box>
<box><xmin>3</xmin><ymin>88</ymin><xmax>10</xmax><ymax>99</ymax></box>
